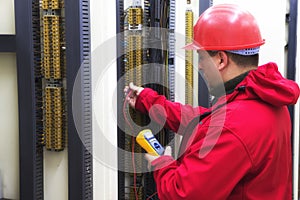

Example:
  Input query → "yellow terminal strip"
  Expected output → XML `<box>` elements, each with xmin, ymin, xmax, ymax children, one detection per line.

<box><xmin>42</xmin><ymin>0</ymin><xmax>60</xmax><ymax>10</ymax></box>
<box><xmin>44</xmin><ymin>87</ymin><xmax>64</xmax><ymax>151</ymax></box>
<box><xmin>125</xmin><ymin>34</ymin><xmax>143</xmax><ymax>84</ymax></box>
<box><xmin>42</xmin><ymin>15</ymin><xmax>61</xmax><ymax>79</ymax></box>
<box><xmin>185</xmin><ymin>10</ymin><xmax>194</xmax><ymax>105</ymax></box>
<box><xmin>128</xmin><ymin>7</ymin><xmax>143</xmax><ymax>30</ymax></box>
<box><xmin>52</xmin><ymin>16</ymin><xmax>61</xmax><ymax>79</ymax></box>
<box><xmin>43</xmin><ymin>17</ymin><xmax>51</xmax><ymax>78</ymax></box>
<box><xmin>45</xmin><ymin>87</ymin><xmax>52</xmax><ymax>150</ymax></box>
<box><xmin>53</xmin><ymin>88</ymin><xmax>63</xmax><ymax>150</ymax></box>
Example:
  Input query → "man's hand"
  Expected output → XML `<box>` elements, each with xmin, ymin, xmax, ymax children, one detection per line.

<box><xmin>124</xmin><ymin>82</ymin><xmax>144</xmax><ymax>108</ymax></box>
<box><xmin>144</xmin><ymin>146</ymin><xmax>172</xmax><ymax>170</ymax></box>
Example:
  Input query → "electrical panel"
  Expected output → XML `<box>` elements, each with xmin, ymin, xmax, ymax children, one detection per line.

<box><xmin>28</xmin><ymin>0</ymin><xmax>69</xmax><ymax>198</ymax></box>
<box><xmin>116</xmin><ymin>0</ymin><xmax>199</xmax><ymax>199</ymax></box>
<box><xmin>117</xmin><ymin>0</ymin><xmax>176</xmax><ymax>199</ymax></box>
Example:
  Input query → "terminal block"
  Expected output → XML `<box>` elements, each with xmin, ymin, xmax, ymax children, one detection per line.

<box><xmin>125</xmin><ymin>33</ymin><xmax>143</xmax><ymax>84</ymax></box>
<box><xmin>43</xmin><ymin>15</ymin><xmax>62</xmax><ymax>79</ymax></box>
<box><xmin>185</xmin><ymin>9</ymin><xmax>194</xmax><ymax>105</ymax></box>
<box><xmin>128</xmin><ymin>7</ymin><xmax>143</xmax><ymax>30</ymax></box>
<box><xmin>44</xmin><ymin>86</ymin><xmax>65</xmax><ymax>151</ymax></box>
<box><xmin>42</xmin><ymin>0</ymin><xmax>60</xmax><ymax>10</ymax></box>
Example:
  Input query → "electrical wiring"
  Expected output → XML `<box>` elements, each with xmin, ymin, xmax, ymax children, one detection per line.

<box><xmin>146</xmin><ymin>192</ymin><xmax>158</xmax><ymax>200</ymax></box>
<box><xmin>120</xmin><ymin>0</ymin><xmax>176</xmax><ymax>198</ymax></box>
<box><xmin>123</xmin><ymin>90</ymin><xmax>139</xmax><ymax>200</ymax></box>
<box><xmin>124</xmin><ymin>89</ymin><xmax>159</xmax><ymax>200</ymax></box>
<box><xmin>131</xmin><ymin>136</ymin><xmax>139</xmax><ymax>200</ymax></box>
<box><xmin>123</xmin><ymin>90</ymin><xmax>134</xmax><ymax>131</ymax></box>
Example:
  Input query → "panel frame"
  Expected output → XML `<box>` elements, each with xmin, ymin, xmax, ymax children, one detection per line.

<box><xmin>13</xmin><ymin>0</ymin><xmax>93</xmax><ymax>199</ymax></box>
<box><xmin>14</xmin><ymin>0</ymin><xmax>41</xmax><ymax>198</ymax></box>
<box><xmin>0</xmin><ymin>35</ymin><xmax>16</xmax><ymax>52</ymax></box>
<box><xmin>197</xmin><ymin>0</ymin><xmax>211</xmax><ymax>108</ymax></box>
<box><xmin>65</xmin><ymin>0</ymin><xmax>93</xmax><ymax>199</ymax></box>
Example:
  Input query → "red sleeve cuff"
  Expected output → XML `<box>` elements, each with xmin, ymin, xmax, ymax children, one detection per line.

<box><xmin>135</xmin><ymin>88</ymin><xmax>157</xmax><ymax>114</ymax></box>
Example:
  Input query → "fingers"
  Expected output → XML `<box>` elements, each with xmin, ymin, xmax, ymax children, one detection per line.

<box><xmin>124</xmin><ymin>86</ymin><xmax>129</xmax><ymax>94</ymax></box>
<box><xmin>164</xmin><ymin>146</ymin><xmax>172</xmax><ymax>156</ymax></box>
<box><xmin>127</xmin><ymin>97</ymin><xmax>136</xmax><ymax>108</ymax></box>
<box><xmin>145</xmin><ymin>153</ymin><xmax>159</xmax><ymax>170</ymax></box>
<box><xmin>144</xmin><ymin>146</ymin><xmax>173</xmax><ymax>170</ymax></box>
<box><xmin>123</xmin><ymin>83</ymin><xmax>143</xmax><ymax>109</ymax></box>
<box><xmin>145</xmin><ymin>153</ymin><xmax>158</xmax><ymax>162</ymax></box>
<box><xmin>129</xmin><ymin>82</ymin><xmax>138</xmax><ymax>91</ymax></box>
<box><xmin>129</xmin><ymin>82</ymin><xmax>144</xmax><ymax>95</ymax></box>
<box><xmin>124</xmin><ymin>83</ymin><xmax>138</xmax><ymax>96</ymax></box>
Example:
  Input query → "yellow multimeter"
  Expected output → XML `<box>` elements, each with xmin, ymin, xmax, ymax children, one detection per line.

<box><xmin>136</xmin><ymin>129</ymin><xmax>165</xmax><ymax>156</ymax></box>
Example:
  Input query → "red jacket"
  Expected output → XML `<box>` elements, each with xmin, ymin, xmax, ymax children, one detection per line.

<box><xmin>135</xmin><ymin>62</ymin><xmax>300</xmax><ymax>200</ymax></box>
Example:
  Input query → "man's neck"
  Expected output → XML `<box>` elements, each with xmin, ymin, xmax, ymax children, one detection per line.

<box><xmin>210</xmin><ymin>69</ymin><xmax>253</xmax><ymax>100</ymax></box>
<box><xmin>222</xmin><ymin>65</ymin><xmax>257</xmax><ymax>82</ymax></box>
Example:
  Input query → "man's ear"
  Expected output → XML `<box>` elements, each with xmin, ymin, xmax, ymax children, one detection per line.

<box><xmin>217</xmin><ymin>51</ymin><xmax>228</xmax><ymax>71</ymax></box>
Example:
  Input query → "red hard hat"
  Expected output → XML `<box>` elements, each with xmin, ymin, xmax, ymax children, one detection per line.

<box><xmin>184</xmin><ymin>4</ymin><xmax>265</xmax><ymax>51</ymax></box>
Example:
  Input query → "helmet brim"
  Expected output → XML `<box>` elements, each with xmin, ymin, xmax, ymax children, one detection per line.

<box><xmin>182</xmin><ymin>42</ymin><xmax>201</xmax><ymax>50</ymax></box>
<box><xmin>183</xmin><ymin>40</ymin><xmax>265</xmax><ymax>51</ymax></box>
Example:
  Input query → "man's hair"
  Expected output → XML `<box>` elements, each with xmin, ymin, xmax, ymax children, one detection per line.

<box><xmin>207</xmin><ymin>50</ymin><xmax>259</xmax><ymax>67</ymax></box>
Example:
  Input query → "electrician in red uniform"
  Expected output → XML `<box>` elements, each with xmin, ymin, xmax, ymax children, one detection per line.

<box><xmin>124</xmin><ymin>4</ymin><xmax>300</xmax><ymax>199</ymax></box>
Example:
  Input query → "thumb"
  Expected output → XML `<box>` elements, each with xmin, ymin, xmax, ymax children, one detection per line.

<box><xmin>129</xmin><ymin>82</ymin><xmax>144</xmax><ymax>95</ymax></box>
<box><xmin>164</xmin><ymin>146</ymin><xmax>172</xmax><ymax>156</ymax></box>
<box><xmin>129</xmin><ymin>82</ymin><xmax>139</xmax><ymax>91</ymax></box>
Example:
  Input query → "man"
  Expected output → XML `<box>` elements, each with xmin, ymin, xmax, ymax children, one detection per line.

<box><xmin>124</xmin><ymin>4</ymin><xmax>300</xmax><ymax>199</ymax></box>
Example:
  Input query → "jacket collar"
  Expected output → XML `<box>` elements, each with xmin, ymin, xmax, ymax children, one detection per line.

<box><xmin>211</xmin><ymin>71</ymin><xmax>250</xmax><ymax>105</ymax></box>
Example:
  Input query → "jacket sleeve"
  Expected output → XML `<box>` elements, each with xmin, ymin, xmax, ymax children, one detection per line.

<box><xmin>135</xmin><ymin>88</ymin><xmax>207</xmax><ymax>133</ymax></box>
<box><xmin>151</xmin><ymin>127</ymin><xmax>253</xmax><ymax>200</ymax></box>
